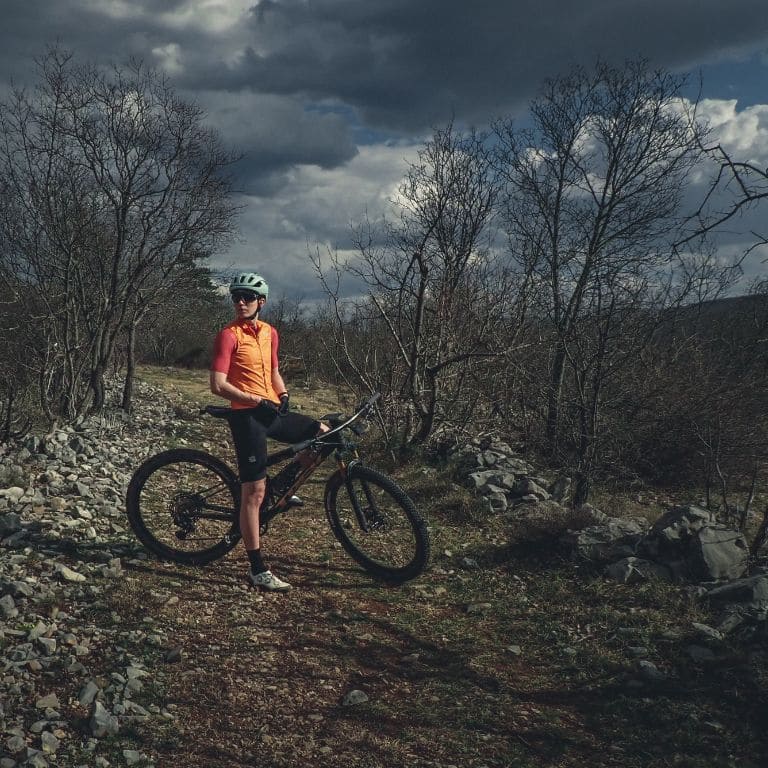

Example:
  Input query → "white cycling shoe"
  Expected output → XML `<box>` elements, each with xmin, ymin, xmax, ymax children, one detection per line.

<box><xmin>249</xmin><ymin>569</ymin><xmax>292</xmax><ymax>592</ymax></box>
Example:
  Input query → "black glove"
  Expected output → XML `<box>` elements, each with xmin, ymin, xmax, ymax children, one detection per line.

<box><xmin>278</xmin><ymin>392</ymin><xmax>290</xmax><ymax>415</ymax></box>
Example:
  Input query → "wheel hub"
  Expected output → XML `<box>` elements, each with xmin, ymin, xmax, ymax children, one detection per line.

<box><xmin>170</xmin><ymin>492</ymin><xmax>201</xmax><ymax>535</ymax></box>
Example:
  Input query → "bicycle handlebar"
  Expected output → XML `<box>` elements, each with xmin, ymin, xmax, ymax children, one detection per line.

<box><xmin>304</xmin><ymin>391</ymin><xmax>380</xmax><ymax>449</ymax></box>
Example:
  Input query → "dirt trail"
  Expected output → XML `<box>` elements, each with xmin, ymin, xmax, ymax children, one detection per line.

<box><xmin>100</xmin><ymin>370</ymin><xmax>768</xmax><ymax>768</ymax></box>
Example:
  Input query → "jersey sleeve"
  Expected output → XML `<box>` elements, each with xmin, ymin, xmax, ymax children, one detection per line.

<box><xmin>271</xmin><ymin>326</ymin><xmax>279</xmax><ymax>369</ymax></box>
<box><xmin>210</xmin><ymin>328</ymin><xmax>237</xmax><ymax>373</ymax></box>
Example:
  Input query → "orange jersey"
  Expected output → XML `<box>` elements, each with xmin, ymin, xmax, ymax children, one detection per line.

<box><xmin>210</xmin><ymin>320</ymin><xmax>280</xmax><ymax>409</ymax></box>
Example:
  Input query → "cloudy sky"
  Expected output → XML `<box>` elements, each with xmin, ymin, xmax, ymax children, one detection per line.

<box><xmin>3</xmin><ymin>0</ymin><xmax>768</xmax><ymax>299</ymax></box>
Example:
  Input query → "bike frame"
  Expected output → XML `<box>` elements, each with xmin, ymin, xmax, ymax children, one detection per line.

<box><xmin>126</xmin><ymin>389</ymin><xmax>428</xmax><ymax>581</ymax></box>
<box><xmin>200</xmin><ymin>393</ymin><xmax>381</xmax><ymax>531</ymax></box>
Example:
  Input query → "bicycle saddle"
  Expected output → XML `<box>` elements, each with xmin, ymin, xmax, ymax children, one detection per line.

<box><xmin>201</xmin><ymin>405</ymin><xmax>232</xmax><ymax>419</ymax></box>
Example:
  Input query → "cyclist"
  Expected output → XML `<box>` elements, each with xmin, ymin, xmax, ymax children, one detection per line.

<box><xmin>210</xmin><ymin>271</ymin><xmax>326</xmax><ymax>592</ymax></box>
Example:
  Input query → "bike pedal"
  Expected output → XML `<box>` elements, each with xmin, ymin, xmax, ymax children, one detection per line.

<box><xmin>285</xmin><ymin>494</ymin><xmax>304</xmax><ymax>508</ymax></box>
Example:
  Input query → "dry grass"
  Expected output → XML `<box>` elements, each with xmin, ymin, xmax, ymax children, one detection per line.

<box><xmin>80</xmin><ymin>367</ymin><xmax>768</xmax><ymax>768</ymax></box>
<box><xmin>137</xmin><ymin>363</ymin><xmax>350</xmax><ymax>415</ymax></box>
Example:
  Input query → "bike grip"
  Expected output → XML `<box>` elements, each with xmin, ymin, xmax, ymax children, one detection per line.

<box><xmin>291</xmin><ymin>439</ymin><xmax>313</xmax><ymax>454</ymax></box>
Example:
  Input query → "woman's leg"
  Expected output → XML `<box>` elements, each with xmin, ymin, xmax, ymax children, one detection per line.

<box><xmin>228</xmin><ymin>412</ymin><xmax>290</xmax><ymax>590</ymax></box>
<box><xmin>239</xmin><ymin>478</ymin><xmax>266</xmax><ymax>551</ymax></box>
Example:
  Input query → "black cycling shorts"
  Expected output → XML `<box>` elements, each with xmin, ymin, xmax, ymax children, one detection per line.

<box><xmin>227</xmin><ymin>402</ymin><xmax>320</xmax><ymax>483</ymax></box>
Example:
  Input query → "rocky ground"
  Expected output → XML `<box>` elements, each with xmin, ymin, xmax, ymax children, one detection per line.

<box><xmin>0</xmin><ymin>383</ymin><xmax>185</xmax><ymax>767</ymax></box>
<box><xmin>2</xmin><ymin>375</ymin><xmax>768</xmax><ymax>768</ymax></box>
<box><xmin>0</xmin><ymin>379</ymin><xmax>533</xmax><ymax>768</ymax></box>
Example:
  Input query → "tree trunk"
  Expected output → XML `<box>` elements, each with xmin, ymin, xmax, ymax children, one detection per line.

<box><xmin>572</xmin><ymin>473</ymin><xmax>591</xmax><ymax>507</ymax></box>
<box><xmin>546</xmin><ymin>345</ymin><xmax>567</xmax><ymax>451</ymax></box>
<box><xmin>751</xmin><ymin>506</ymin><xmax>768</xmax><ymax>555</ymax></box>
<box><xmin>89</xmin><ymin>362</ymin><xmax>106</xmax><ymax>414</ymax></box>
<box><xmin>122</xmin><ymin>323</ymin><xmax>137</xmax><ymax>412</ymax></box>
<box><xmin>410</xmin><ymin>393</ymin><xmax>437</xmax><ymax>447</ymax></box>
<box><xmin>572</xmin><ymin>395</ymin><xmax>593</xmax><ymax>506</ymax></box>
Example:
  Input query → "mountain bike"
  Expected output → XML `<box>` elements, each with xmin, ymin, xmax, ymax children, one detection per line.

<box><xmin>125</xmin><ymin>394</ymin><xmax>430</xmax><ymax>583</ymax></box>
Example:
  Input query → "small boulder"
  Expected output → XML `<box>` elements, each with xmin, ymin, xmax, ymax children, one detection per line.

<box><xmin>689</xmin><ymin>525</ymin><xmax>748</xmax><ymax>581</ymax></box>
<box><xmin>90</xmin><ymin>701</ymin><xmax>119</xmax><ymax>738</ymax></box>
<box><xmin>341</xmin><ymin>689</ymin><xmax>369</xmax><ymax>706</ymax></box>
<box><xmin>605</xmin><ymin>557</ymin><xmax>672</xmax><ymax>584</ymax></box>
<box><xmin>707</xmin><ymin>575</ymin><xmax>768</xmax><ymax>620</ymax></box>
<box><xmin>562</xmin><ymin>518</ymin><xmax>645</xmax><ymax>563</ymax></box>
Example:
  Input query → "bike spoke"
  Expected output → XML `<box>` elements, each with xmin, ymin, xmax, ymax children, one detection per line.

<box><xmin>339</xmin><ymin>478</ymin><xmax>418</xmax><ymax>568</ymax></box>
<box><xmin>327</xmin><ymin>464</ymin><xmax>429</xmax><ymax>582</ymax></box>
<box><xmin>136</xmin><ymin>459</ymin><xmax>238</xmax><ymax>556</ymax></box>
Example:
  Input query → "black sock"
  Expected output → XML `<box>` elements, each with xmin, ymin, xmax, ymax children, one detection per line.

<box><xmin>247</xmin><ymin>549</ymin><xmax>267</xmax><ymax>574</ymax></box>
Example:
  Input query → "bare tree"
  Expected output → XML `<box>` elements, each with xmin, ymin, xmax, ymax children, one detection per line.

<box><xmin>679</xmin><ymin>142</ymin><xmax>768</xmax><ymax>248</ymax></box>
<box><xmin>0</xmin><ymin>47</ymin><xmax>239</xmax><ymax>421</ymax></box>
<box><xmin>493</xmin><ymin>58</ymin><xmax>727</xmax><ymax>502</ymax></box>
<box><xmin>675</xmin><ymin>292</ymin><xmax>768</xmax><ymax>541</ymax></box>
<box><xmin>315</xmin><ymin>123</ymin><xmax>527</xmax><ymax>450</ymax></box>
<box><xmin>0</xmin><ymin>278</ymin><xmax>34</xmax><ymax>440</ymax></box>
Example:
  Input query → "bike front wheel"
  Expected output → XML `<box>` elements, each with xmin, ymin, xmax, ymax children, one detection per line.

<box><xmin>125</xmin><ymin>449</ymin><xmax>241</xmax><ymax>565</ymax></box>
<box><xmin>325</xmin><ymin>465</ymin><xmax>429</xmax><ymax>583</ymax></box>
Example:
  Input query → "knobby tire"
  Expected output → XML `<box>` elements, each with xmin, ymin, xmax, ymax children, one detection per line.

<box><xmin>125</xmin><ymin>448</ymin><xmax>241</xmax><ymax>565</ymax></box>
<box><xmin>325</xmin><ymin>464</ymin><xmax>429</xmax><ymax>583</ymax></box>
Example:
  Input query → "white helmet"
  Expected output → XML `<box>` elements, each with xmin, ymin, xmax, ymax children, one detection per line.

<box><xmin>229</xmin><ymin>272</ymin><xmax>269</xmax><ymax>298</ymax></box>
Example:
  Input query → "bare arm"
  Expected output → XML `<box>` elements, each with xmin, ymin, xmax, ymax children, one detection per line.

<box><xmin>271</xmin><ymin>368</ymin><xmax>287</xmax><ymax>397</ymax></box>
<box><xmin>209</xmin><ymin>370</ymin><xmax>264</xmax><ymax>406</ymax></box>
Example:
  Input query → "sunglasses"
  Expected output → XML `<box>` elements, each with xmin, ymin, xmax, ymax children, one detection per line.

<box><xmin>231</xmin><ymin>291</ymin><xmax>259</xmax><ymax>304</ymax></box>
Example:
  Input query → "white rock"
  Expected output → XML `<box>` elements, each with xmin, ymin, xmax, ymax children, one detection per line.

<box><xmin>55</xmin><ymin>565</ymin><xmax>86</xmax><ymax>583</ymax></box>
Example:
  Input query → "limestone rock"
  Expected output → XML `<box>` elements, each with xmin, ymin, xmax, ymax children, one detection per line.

<box><xmin>605</xmin><ymin>557</ymin><xmax>672</xmax><ymax>584</ymax></box>
<box><xmin>562</xmin><ymin>518</ymin><xmax>645</xmax><ymax>563</ymax></box>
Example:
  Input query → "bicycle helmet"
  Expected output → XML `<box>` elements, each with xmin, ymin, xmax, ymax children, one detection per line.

<box><xmin>229</xmin><ymin>272</ymin><xmax>269</xmax><ymax>298</ymax></box>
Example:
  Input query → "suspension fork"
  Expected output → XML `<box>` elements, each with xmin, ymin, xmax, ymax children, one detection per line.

<box><xmin>337</xmin><ymin>458</ymin><xmax>377</xmax><ymax>533</ymax></box>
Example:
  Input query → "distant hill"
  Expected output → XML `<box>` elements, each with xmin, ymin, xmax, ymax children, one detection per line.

<box><xmin>664</xmin><ymin>292</ymin><xmax>768</xmax><ymax>341</ymax></box>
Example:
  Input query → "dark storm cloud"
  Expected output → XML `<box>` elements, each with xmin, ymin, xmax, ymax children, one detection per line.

<box><xmin>183</xmin><ymin>0</ymin><xmax>768</xmax><ymax>129</ymax></box>
<box><xmin>2</xmin><ymin>0</ymin><xmax>768</xmax><ymax>285</ymax></box>
<box><xmin>0</xmin><ymin>0</ymin><xmax>359</xmax><ymax>187</ymax></box>
<box><xmin>4</xmin><ymin>1</ymin><xmax>768</xmax><ymax>169</ymax></box>
<box><xmin>195</xmin><ymin>91</ymin><xmax>359</xmax><ymax>192</ymax></box>
<box><xmin>0</xmin><ymin>1</ymin><xmax>179</xmax><ymax>82</ymax></box>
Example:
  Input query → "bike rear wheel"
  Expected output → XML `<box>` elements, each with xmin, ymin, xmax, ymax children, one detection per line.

<box><xmin>325</xmin><ymin>464</ymin><xmax>429</xmax><ymax>583</ymax></box>
<box><xmin>125</xmin><ymin>449</ymin><xmax>241</xmax><ymax>565</ymax></box>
